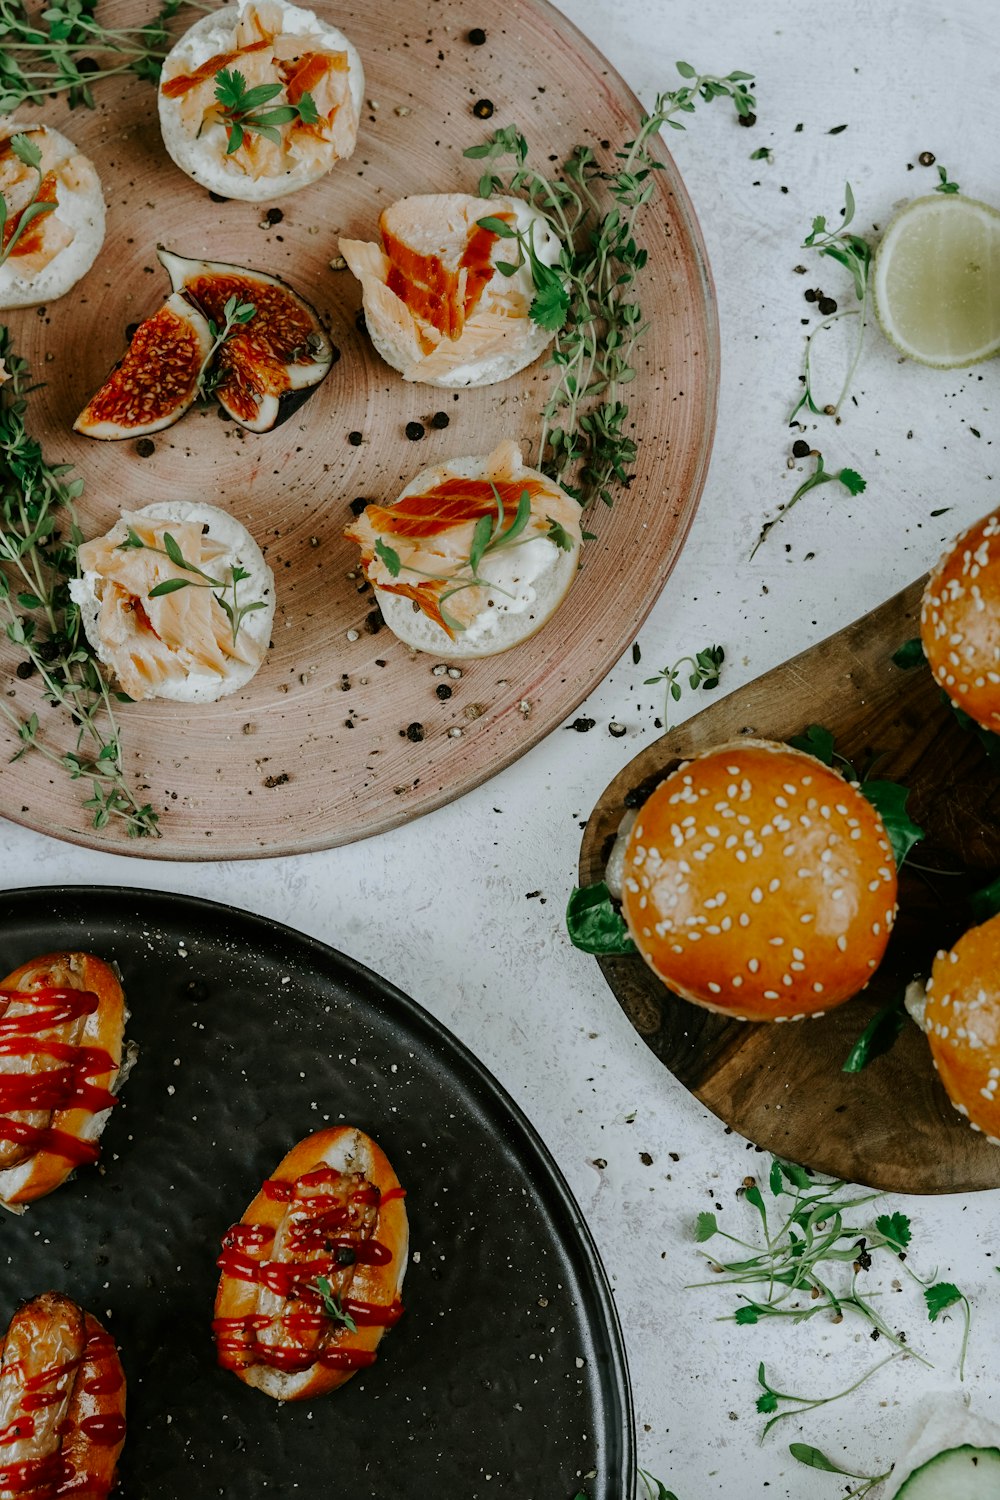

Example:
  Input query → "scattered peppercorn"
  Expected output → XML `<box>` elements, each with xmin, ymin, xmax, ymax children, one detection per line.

<box><xmin>918</xmin><ymin>150</ymin><xmax>936</xmax><ymax>166</ymax></box>
<box><xmin>135</xmin><ymin>438</ymin><xmax>155</xmax><ymax>458</ymax></box>
<box><xmin>792</xmin><ymin>439</ymin><xmax>811</xmax><ymax>459</ymax></box>
<box><xmin>405</xmin><ymin>722</ymin><xmax>425</xmax><ymax>742</ymax></box>
<box><xmin>125</xmin><ymin>322</ymin><xmax>139</xmax><ymax>342</ymax></box>
<box><xmin>569</xmin><ymin>717</ymin><xmax>596</xmax><ymax>732</ymax></box>
<box><xmin>804</xmin><ymin>288</ymin><xmax>818</xmax><ymax>303</ymax></box>
<box><xmin>15</xmin><ymin>661</ymin><xmax>34</xmax><ymax>680</ymax></box>
<box><xmin>355</xmin><ymin>309</ymin><xmax>367</xmax><ymax>332</ymax></box>
<box><xmin>364</xmin><ymin>609</ymin><xmax>383</xmax><ymax>634</ymax></box>
<box><xmin>208</xmin><ymin>191</ymin><xmax>229</xmax><ymax>204</ymax></box>
<box><xmin>431</xmin><ymin>411</ymin><xmax>450</xmax><ymax>429</ymax></box>
<box><xmin>467</xmin><ymin>26</ymin><xmax>487</xmax><ymax>43</ymax></box>
<box><xmin>817</xmin><ymin>295</ymin><xmax>838</xmax><ymax>316</ymax></box>
<box><xmin>737</xmin><ymin>111</ymin><xmax>756</xmax><ymax>128</ymax></box>
<box><xmin>348</xmin><ymin>430</ymin><xmax>363</xmax><ymax>446</ymax></box>
<box><xmin>265</xmin><ymin>207</ymin><xmax>284</xmax><ymax>225</ymax></box>
<box><xmin>405</xmin><ymin>420</ymin><xmax>425</xmax><ymax>441</ymax></box>
<box><xmin>349</xmin><ymin>497</ymin><xmax>368</xmax><ymax>516</ymax></box>
<box><xmin>436</xmin><ymin>684</ymin><xmax>452</xmax><ymax>700</ymax></box>
<box><xmin>77</xmin><ymin>57</ymin><xmax>98</xmax><ymax>74</ymax></box>
<box><xmin>473</xmin><ymin>99</ymin><xmax>494</xmax><ymax>120</ymax></box>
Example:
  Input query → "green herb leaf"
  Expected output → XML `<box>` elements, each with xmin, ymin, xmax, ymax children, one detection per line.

<box><xmin>970</xmin><ymin>872</ymin><xmax>1000</xmax><ymax>925</ymax></box>
<box><xmin>925</xmin><ymin>1281</ymin><xmax>964</xmax><ymax>1321</ymax></box>
<box><xmin>310</xmin><ymin>1274</ymin><xmax>358</xmax><ymax>1333</ymax></box>
<box><xmin>842</xmin><ymin>992</ymin><xmax>907</xmax><ymax>1073</ymax></box>
<box><xmin>475</xmin><ymin>214</ymin><xmax>518</xmax><ymax>238</ymax></box>
<box><xmin>375</xmin><ymin>537</ymin><xmax>402</xmax><ymax>577</ymax></box>
<box><xmin>10</xmin><ymin>133</ymin><xmax>42</xmax><ymax>171</ymax></box>
<box><xmin>565</xmin><ymin>882</ymin><xmax>637</xmax><ymax>955</ymax></box>
<box><xmin>468</xmin><ymin>513</ymin><xmax>494</xmax><ymax>574</ymax></box>
<box><xmin>859</xmin><ymin>779</ymin><xmax>924</xmax><ymax>868</ymax></box>
<box><xmin>788</xmin><ymin>1444</ymin><xmax>850</xmax><ymax>1474</ymax></box>
<box><xmin>147</xmin><ymin>577</ymin><xmax>193</xmax><ymax>598</ymax></box>
<box><xmin>756</xmin><ymin>1391</ymin><xmax>778</xmax><ymax>1414</ymax></box>
<box><xmin>695</xmin><ymin>1211</ymin><xmax>718</xmax><ymax>1242</ymax></box>
<box><xmin>934</xmin><ymin>165</ymin><xmax>960</xmax><ymax>194</ymax></box>
<box><xmin>875</xmin><ymin>1212</ymin><xmax>911</xmax><ymax>1251</ymax></box>
<box><xmin>892</xmin><ymin>636</ymin><xmax>926</xmax><ymax>670</ymax></box>
<box><xmin>546</xmin><ymin>516</ymin><xmax>576</xmax><ymax>551</ymax></box>
<box><xmin>838</xmin><ymin>467</ymin><xmax>867</xmax><ymax>496</ymax></box>
<box><xmin>734</xmin><ymin>1304</ymin><xmax>760</xmax><ymax>1325</ymax></box>
<box><xmin>787</xmin><ymin>723</ymin><xmax>835</xmax><ymax>765</ymax></box>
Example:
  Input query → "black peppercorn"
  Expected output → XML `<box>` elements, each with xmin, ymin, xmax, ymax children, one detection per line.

<box><xmin>817</xmin><ymin>296</ymin><xmax>837</xmax><ymax>316</ymax></box>
<box><xmin>804</xmin><ymin>288</ymin><xmax>818</xmax><ymax>304</ymax></box>
<box><xmin>125</xmin><ymin>322</ymin><xmax>139</xmax><ymax>342</ymax></box>
<box><xmin>135</xmin><ymin>438</ymin><xmax>155</xmax><ymax>458</ymax></box>
<box><xmin>918</xmin><ymin>150</ymin><xmax>936</xmax><ymax>166</ymax></box>
<box><xmin>436</xmin><ymin>684</ymin><xmax>452</xmax><ymax>700</ymax></box>
<box><xmin>405</xmin><ymin>420</ymin><xmax>425</xmax><ymax>441</ymax></box>
<box><xmin>431</xmin><ymin>411</ymin><xmax>450</xmax><ymax>429</ymax></box>
<box><xmin>265</xmin><ymin>207</ymin><xmax>283</xmax><ymax>225</ymax></box>
<box><xmin>473</xmin><ymin>99</ymin><xmax>494</xmax><ymax>120</ymax></box>
<box><xmin>792</xmin><ymin>439</ymin><xmax>810</xmax><ymax>459</ymax></box>
<box><xmin>348</xmin><ymin>430</ymin><xmax>363</xmax><ymax>446</ymax></box>
<box><xmin>349</xmin><ymin>497</ymin><xmax>368</xmax><ymax>516</ymax></box>
<box><xmin>406</xmin><ymin>722</ymin><xmax>425</xmax><ymax>742</ymax></box>
<box><xmin>467</xmin><ymin>26</ymin><xmax>487</xmax><ymax>43</ymax></box>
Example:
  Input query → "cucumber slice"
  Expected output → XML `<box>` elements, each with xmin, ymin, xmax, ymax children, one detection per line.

<box><xmin>894</xmin><ymin>1445</ymin><xmax>1000</xmax><ymax>1498</ymax></box>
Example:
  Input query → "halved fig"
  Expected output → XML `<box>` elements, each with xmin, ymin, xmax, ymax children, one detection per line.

<box><xmin>74</xmin><ymin>291</ymin><xmax>212</xmax><ymax>440</ymax></box>
<box><xmin>158</xmin><ymin>247</ymin><xmax>335</xmax><ymax>434</ymax></box>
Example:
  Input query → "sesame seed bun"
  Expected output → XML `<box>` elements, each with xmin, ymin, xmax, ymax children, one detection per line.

<box><xmin>921</xmin><ymin>508</ymin><xmax>1000</xmax><ymax>731</ymax></box>
<box><xmin>620</xmin><ymin>740</ymin><xmax>898</xmax><ymax>1022</ymax></box>
<box><xmin>917</xmin><ymin>914</ymin><xmax>1000</xmax><ymax>1143</ymax></box>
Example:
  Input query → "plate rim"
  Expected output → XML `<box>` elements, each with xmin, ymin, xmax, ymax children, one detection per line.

<box><xmin>0</xmin><ymin>881</ymin><xmax>637</xmax><ymax>1491</ymax></box>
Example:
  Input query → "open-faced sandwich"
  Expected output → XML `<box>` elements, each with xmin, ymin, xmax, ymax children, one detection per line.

<box><xmin>0</xmin><ymin>1292</ymin><xmax>126</xmax><ymax>1497</ymax></box>
<box><xmin>70</xmin><ymin>501</ymin><xmax>275</xmax><ymax>704</ymax></box>
<box><xmin>159</xmin><ymin>0</ymin><xmax>364</xmax><ymax>200</ymax></box>
<box><xmin>0</xmin><ymin>952</ymin><xmax>126</xmax><ymax>1209</ymax></box>
<box><xmin>340</xmin><ymin>193</ymin><xmax>562</xmax><ymax>386</ymax></box>
<box><xmin>0</xmin><ymin>122</ymin><xmax>105</xmax><ymax>311</ymax></box>
<box><xmin>213</xmin><ymin>1126</ymin><xmax>407</xmax><ymax>1400</ymax></box>
<box><xmin>607</xmin><ymin>740</ymin><xmax>898</xmax><ymax>1022</ymax></box>
<box><xmin>346</xmin><ymin>439</ymin><xmax>582</xmax><ymax>657</ymax></box>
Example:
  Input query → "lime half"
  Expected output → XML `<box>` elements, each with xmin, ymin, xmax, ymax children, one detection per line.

<box><xmin>872</xmin><ymin>194</ymin><xmax>1000</xmax><ymax>368</ymax></box>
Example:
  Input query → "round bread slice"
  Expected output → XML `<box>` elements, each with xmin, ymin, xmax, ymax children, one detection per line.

<box><xmin>621</xmin><ymin>739</ymin><xmax>899</xmax><ymax>1022</ymax></box>
<box><xmin>341</xmin><ymin>195</ymin><xmax>562</xmax><ymax>388</ymax></box>
<box><xmin>158</xmin><ymin>0</ymin><xmax>364</xmax><ymax>201</ymax></box>
<box><xmin>213</xmin><ymin>1125</ymin><xmax>408</xmax><ymax>1401</ymax></box>
<box><xmin>70</xmin><ymin>500</ymin><xmax>275</xmax><ymax>704</ymax></box>
<box><xmin>0</xmin><ymin>122</ymin><xmax>105</xmax><ymax>310</ymax></box>
<box><xmin>921</xmin><ymin>507</ymin><xmax>1000</xmax><ymax>732</ymax></box>
<box><xmin>348</xmin><ymin>441</ymin><xmax>582</xmax><ymax>658</ymax></box>
<box><xmin>0</xmin><ymin>952</ymin><xmax>126</xmax><ymax>1208</ymax></box>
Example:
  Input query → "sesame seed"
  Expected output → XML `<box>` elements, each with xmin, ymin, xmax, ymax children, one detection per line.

<box><xmin>750</xmin><ymin>887</ymin><xmax>763</xmax><ymax>904</ymax></box>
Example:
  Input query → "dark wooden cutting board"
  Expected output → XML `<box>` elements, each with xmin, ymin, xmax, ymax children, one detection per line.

<box><xmin>579</xmin><ymin>578</ymin><xmax>1000</xmax><ymax>1193</ymax></box>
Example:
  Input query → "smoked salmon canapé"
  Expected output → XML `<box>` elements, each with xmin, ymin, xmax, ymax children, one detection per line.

<box><xmin>0</xmin><ymin>123</ymin><xmax>105</xmax><ymax>311</ymax></box>
<box><xmin>340</xmin><ymin>193</ymin><xmax>564</xmax><ymax>387</ymax></box>
<box><xmin>0</xmin><ymin>952</ymin><xmax>127</xmax><ymax>1210</ymax></box>
<box><xmin>213</xmin><ymin>1126</ymin><xmax>408</xmax><ymax>1402</ymax></box>
<box><xmin>346</xmin><ymin>439</ymin><xmax>583</xmax><ymax>658</ymax></box>
<box><xmin>158</xmin><ymin>0</ymin><xmax>364</xmax><ymax>201</ymax></box>
<box><xmin>69</xmin><ymin>501</ymin><xmax>276</xmax><ymax>704</ymax></box>
<box><xmin>0</xmin><ymin>1293</ymin><xmax>126</xmax><ymax>1498</ymax></box>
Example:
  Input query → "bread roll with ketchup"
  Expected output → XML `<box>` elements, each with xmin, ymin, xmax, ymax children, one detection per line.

<box><xmin>0</xmin><ymin>953</ymin><xmax>126</xmax><ymax>1208</ymax></box>
<box><xmin>0</xmin><ymin>1292</ymin><xmax>126</xmax><ymax>1499</ymax></box>
<box><xmin>213</xmin><ymin>1126</ymin><xmax>408</xmax><ymax>1401</ymax></box>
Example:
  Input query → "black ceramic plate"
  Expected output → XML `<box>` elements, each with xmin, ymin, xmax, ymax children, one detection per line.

<box><xmin>0</xmin><ymin>887</ymin><xmax>632</xmax><ymax>1500</ymax></box>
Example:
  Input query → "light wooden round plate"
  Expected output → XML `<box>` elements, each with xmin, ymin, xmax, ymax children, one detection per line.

<box><xmin>0</xmin><ymin>0</ymin><xmax>717</xmax><ymax>859</ymax></box>
<box><xmin>580</xmin><ymin>580</ymin><xmax>1000</xmax><ymax>1193</ymax></box>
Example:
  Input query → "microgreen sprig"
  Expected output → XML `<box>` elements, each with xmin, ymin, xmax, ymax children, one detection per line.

<box><xmin>195</xmin><ymin>293</ymin><xmax>256</xmax><ymax>399</ymax></box>
<box><xmin>0</xmin><ymin>330</ymin><xmax>159</xmax><ymax>836</ymax></box>
<box><xmin>789</xmin><ymin>1442</ymin><xmax>891</xmax><ymax>1498</ymax></box>
<box><xmin>934</xmin><ymin>164</ymin><xmax>960</xmax><ymax>195</ymax></box>
<box><xmin>756</xmin><ymin>1354</ymin><xmax>901</xmax><ymax>1441</ymax></box>
<box><xmin>213</xmin><ymin>68</ymin><xmax>318</xmax><ymax>155</ymax></box>
<box><xmin>925</xmin><ymin>1281</ymin><xmax>971</xmax><ymax>1380</ymax></box>
<box><xmin>751</xmin><ymin>449</ymin><xmax>866</xmax><ymax>556</ymax></box>
<box><xmin>790</xmin><ymin>183</ymin><xmax>874</xmax><ymax>422</ymax></box>
<box><xmin>0</xmin><ymin>134</ymin><xmax>57</xmax><ymax>271</ymax></box>
<box><xmin>309</xmin><ymin>1275</ymin><xmax>358</xmax><ymax>1333</ymax></box>
<box><xmin>117</xmin><ymin>526</ymin><xmax>267</xmax><ymax>649</ymax></box>
<box><xmin>465</xmin><ymin>62</ymin><xmax>756</xmax><ymax>508</ymax></box>
<box><xmin>0</xmin><ymin>0</ymin><xmax>196</xmax><ymax>110</ymax></box>
<box><xmin>643</xmin><ymin>644</ymin><xmax>724</xmax><ymax>729</ymax></box>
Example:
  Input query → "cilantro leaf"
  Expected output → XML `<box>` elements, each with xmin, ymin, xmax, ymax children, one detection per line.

<box><xmin>838</xmin><ymin>467</ymin><xmax>866</xmax><ymax>496</ymax></box>
<box><xmin>875</xmin><ymin>1212</ymin><xmax>911</xmax><ymax>1251</ymax></box>
<box><xmin>546</xmin><ymin>516</ymin><xmax>576</xmax><ymax>552</ymax></box>
<box><xmin>925</xmin><ymin>1281</ymin><xmax>964</xmax><ymax>1321</ymax></box>
<box><xmin>695</xmin><ymin>1211</ymin><xmax>718</xmax><ymax>1242</ymax></box>
<box><xmin>530</xmin><ymin>270</ymin><xmax>572</xmax><ymax>332</ymax></box>
<box><xmin>756</xmin><ymin>1391</ymin><xmax>778</xmax><ymax>1414</ymax></box>
<box><xmin>860</xmin><ymin>779</ymin><xmax>924</xmax><ymax>868</ymax></box>
<box><xmin>735</xmin><ymin>1304</ymin><xmax>760</xmax><ymax>1325</ymax></box>
<box><xmin>788</xmin><ymin>723</ymin><xmax>835</xmax><ymax>765</ymax></box>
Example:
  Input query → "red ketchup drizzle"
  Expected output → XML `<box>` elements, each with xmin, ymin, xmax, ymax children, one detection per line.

<box><xmin>215</xmin><ymin>1164</ymin><xmax>405</xmax><ymax>1375</ymax></box>
<box><xmin>78</xmin><ymin>1414</ymin><xmax>126</xmax><ymax>1447</ymax></box>
<box><xmin>0</xmin><ymin>987</ymin><xmax>118</xmax><ymax>1166</ymax></box>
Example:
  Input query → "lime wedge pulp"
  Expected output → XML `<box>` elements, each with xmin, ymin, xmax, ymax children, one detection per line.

<box><xmin>872</xmin><ymin>194</ymin><xmax>1000</xmax><ymax>368</ymax></box>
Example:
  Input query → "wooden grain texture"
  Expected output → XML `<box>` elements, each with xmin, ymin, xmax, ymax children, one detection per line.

<box><xmin>0</xmin><ymin>0</ymin><xmax>717</xmax><ymax>859</ymax></box>
<box><xmin>580</xmin><ymin>579</ymin><xmax>1000</xmax><ymax>1192</ymax></box>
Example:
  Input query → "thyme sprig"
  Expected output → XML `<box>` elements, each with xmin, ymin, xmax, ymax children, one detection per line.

<box><xmin>0</xmin><ymin>0</ymin><xmax>197</xmax><ymax>110</ymax></box>
<box><xmin>465</xmin><ymin>61</ymin><xmax>756</xmax><ymax>507</ymax></box>
<box><xmin>309</xmin><ymin>1275</ymin><xmax>358</xmax><ymax>1333</ymax></box>
<box><xmin>0</xmin><ymin>134</ymin><xmax>56</xmax><ymax>271</ymax></box>
<box><xmin>0</xmin><ymin>330</ymin><xmax>158</xmax><ymax>836</ymax></box>
<box><xmin>195</xmin><ymin>292</ymin><xmax>256</xmax><ymax>399</ymax></box>
<box><xmin>790</xmin><ymin>183</ymin><xmax>873</xmax><ymax>422</ymax></box>
<box><xmin>117</xmin><ymin>526</ymin><xmax>267</xmax><ymax>649</ymax></box>
<box><xmin>213</xmin><ymin>68</ymin><xmax>319</xmax><ymax>155</ymax></box>
<box><xmin>643</xmin><ymin>643</ymin><xmax>724</xmax><ymax>728</ymax></box>
<box><xmin>751</xmin><ymin>448</ymin><xmax>866</xmax><ymax>556</ymax></box>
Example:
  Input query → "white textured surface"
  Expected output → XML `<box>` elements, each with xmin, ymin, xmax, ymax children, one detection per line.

<box><xmin>3</xmin><ymin>0</ymin><xmax>1000</xmax><ymax>1493</ymax></box>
